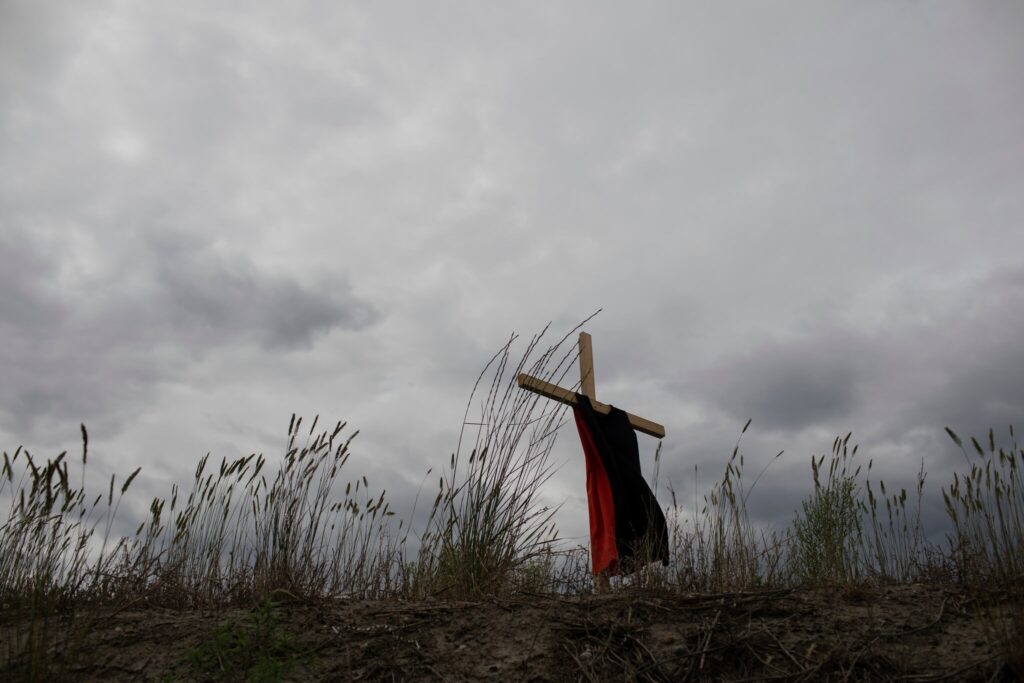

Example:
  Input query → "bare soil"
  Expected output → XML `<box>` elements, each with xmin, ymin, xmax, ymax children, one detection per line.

<box><xmin>2</xmin><ymin>583</ymin><xmax>1020</xmax><ymax>681</ymax></box>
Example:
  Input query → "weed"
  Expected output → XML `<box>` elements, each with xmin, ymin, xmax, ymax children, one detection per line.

<box><xmin>790</xmin><ymin>434</ymin><xmax>863</xmax><ymax>584</ymax></box>
<box><xmin>186</xmin><ymin>600</ymin><xmax>311</xmax><ymax>682</ymax></box>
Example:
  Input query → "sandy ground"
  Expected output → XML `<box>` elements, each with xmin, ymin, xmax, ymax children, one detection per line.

<box><xmin>1</xmin><ymin>583</ymin><xmax>1021</xmax><ymax>681</ymax></box>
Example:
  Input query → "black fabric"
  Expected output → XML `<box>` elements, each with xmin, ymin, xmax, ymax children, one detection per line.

<box><xmin>575</xmin><ymin>395</ymin><xmax>669</xmax><ymax>571</ymax></box>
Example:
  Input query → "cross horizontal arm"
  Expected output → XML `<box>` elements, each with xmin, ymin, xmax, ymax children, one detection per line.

<box><xmin>517</xmin><ymin>373</ymin><xmax>666</xmax><ymax>439</ymax></box>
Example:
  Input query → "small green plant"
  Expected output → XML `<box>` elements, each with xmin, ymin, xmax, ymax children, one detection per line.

<box><xmin>790</xmin><ymin>433</ymin><xmax>863</xmax><ymax>584</ymax></box>
<box><xmin>187</xmin><ymin>600</ymin><xmax>310</xmax><ymax>682</ymax></box>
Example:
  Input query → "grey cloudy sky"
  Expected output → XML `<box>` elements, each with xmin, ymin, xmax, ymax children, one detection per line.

<box><xmin>2</xmin><ymin>1</ymin><xmax>1023</xmax><ymax>545</ymax></box>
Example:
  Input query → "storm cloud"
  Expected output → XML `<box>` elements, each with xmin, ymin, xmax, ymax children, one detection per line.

<box><xmin>1</xmin><ymin>1</ymin><xmax>1023</xmax><ymax>545</ymax></box>
<box><xmin>0</xmin><ymin>225</ymin><xmax>375</xmax><ymax>435</ymax></box>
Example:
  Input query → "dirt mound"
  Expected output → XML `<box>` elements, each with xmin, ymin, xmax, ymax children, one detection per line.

<box><xmin>2</xmin><ymin>583</ymin><xmax>1018</xmax><ymax>681</ymax></box>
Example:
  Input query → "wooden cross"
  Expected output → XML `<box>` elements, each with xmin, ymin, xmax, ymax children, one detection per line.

<box><xmin>516</xmin><ymin>332</ymin><xmax>666</xmax><ymax>439</ymax></box>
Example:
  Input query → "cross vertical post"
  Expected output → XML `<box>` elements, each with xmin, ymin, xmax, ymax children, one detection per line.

<box><xmin>578</xmin><ymin>332</ymin><xmax>596</xmax><ymax>400</ymax></box>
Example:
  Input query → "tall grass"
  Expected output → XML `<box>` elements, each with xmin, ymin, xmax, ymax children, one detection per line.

<box><xmin>656</xmin><ymin>421</ymin><xmax>788</xmax><ymax>592</ymax></box>
<box><xmin>943</xmin><ymin>426</ymin><xmax>1024</xmax><ymax>587</ymax></box>
<box><xmin>134</xmin><ymin>415</ymin><xmax>401</xmax><ymax>604</ymax></box>
<box><xmin>0</xmin><ymin>427</ymin><xmax>139</xmax><ymax>679</ymax></box>
<box><xmin>412</xmin><ymin>316</ymin><xmax>597</xmax><ymax>597</ymax></box>
<box><xmin>3</xmin><ymin>419</ymin><xmax>1021</xmax><ymax>612</ymax></box>
<box><xmin>1</xmin><ymin>416</ymin><xmax>400</xmax><ymax>614</ymax></box>
<box><xmin>0</xmin><ymin>427</ymin><xmax>141</xmax><ymax>607</ymax></box>
<box><xmin>862</xmin><ymin>459</ymin><xmax>929</xmax><ymax>582</ymax></box>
